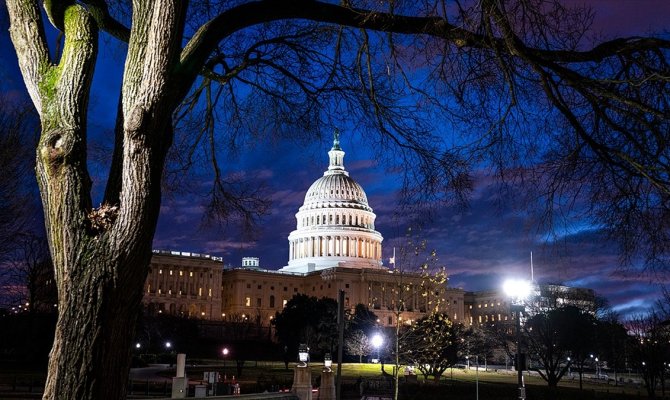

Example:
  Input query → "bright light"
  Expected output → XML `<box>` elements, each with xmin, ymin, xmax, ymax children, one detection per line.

<box><xmin>222</xmin><ymin>348</ymin><xmax>229</xmax><ymax>356</ymax></box>
<box><xmin>165</xmin><ymin>341</ymin><xmax>172</xmax><ymax>349</ymax></box>
<box><xmin>135</xmin><ymin>343</ymin><xmax>141</xmax><ymax>349</ymax></box>
<box><xmin>503</xmin><ymin>279</ymin><xmax>531</xmax><ymax>301</ymax></box>
<box><xmin>371</xmin><ymin>333</ymin><xmax>384</xmax><ymax>349</ymax></box>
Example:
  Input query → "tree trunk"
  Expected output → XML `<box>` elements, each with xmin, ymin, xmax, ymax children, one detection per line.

<box><xmin>7</xmin><ymin>1</ymin><xmax>180</xmax><ymax>398</ymax></box>
<box><xmin>43</xmin><ymin>249</ymin><xmax>151</xmax><ymax>399</ymax></box>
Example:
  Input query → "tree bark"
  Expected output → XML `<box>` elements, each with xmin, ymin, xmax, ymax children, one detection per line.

<box><xmin>7</xmin><ymin>1</ymin><xmax>179</xmax><ymax>398</ymax></box>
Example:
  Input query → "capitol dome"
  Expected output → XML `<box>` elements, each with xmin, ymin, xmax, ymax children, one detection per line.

<box><xmin>279</xmin><ymin>131</ymin><xmax>384</xmax><ymax>273</ymax></box>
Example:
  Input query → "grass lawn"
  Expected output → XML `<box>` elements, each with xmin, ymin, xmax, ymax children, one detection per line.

<box><xmin>163</xmin><ymin>361</ymin><xmax>654</xmax><ymax>399</ymax></box>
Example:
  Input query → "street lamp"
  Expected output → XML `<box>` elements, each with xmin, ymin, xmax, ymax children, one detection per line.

<box><xmin>324</xmin><ymin>353</ymin><xmax>332</xmax><ymax>372</ymax></box>
<box><xmin>567</xmin><ymin>357</ymin><xmax>572</xmax><ymax>377</ymax></box>
<box><xmin>371</xmin><ymin>333</ymin><xmax>383</xmax><ymax>362</ymax></box>
<box><xmin>165</xmin><ymin>341</ymin><xmax>172</xmax><ymax>351</ymax></box>
<box><xmin>222</xmin><ymin>347</ymin><xmax>229</xmax><ymax>369</ymax></box>
<box><xmin>298</xmin><ymin>344</ymin><xmax>309</xmax><ymax>367</ymax></box>
<box><xmin>504</xmin><ymin>278</ymin><xmax>531</xmax><ymax>400</ymax></box>
<box><xmin>593</xmin><ymin>356</ymin><xmax>600</xmax><ymax>379</ymax></box>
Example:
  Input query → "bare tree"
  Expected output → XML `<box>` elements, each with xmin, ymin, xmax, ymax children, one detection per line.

<box><xmin>627</xmin><ymin>311</ymin><xmax>670</xmax><ymax>398</ymax></box>
<box><xmin>5</xmin><ymin>233</ymin><xmax>56</xmax><ymax>313</ymax></box>
<box><xmin>345</xmin><ymin>329</ymin><xmax>371</xmax><ymax>363</ymax></box>
<box><xmin>0</xmin><ymin>98</ymin><xmax>37</xmax><ymax>263</ymax></box>
<box><xmin>3</xmin><ymin>0</ymin><xmax>669</xmax><ymax>398</ymax></box>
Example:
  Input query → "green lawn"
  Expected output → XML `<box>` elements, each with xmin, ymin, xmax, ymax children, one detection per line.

<box><xmin>169</xmin><ymin>361</ymin><xmax>654</xmax><ymax>399</ymax></box>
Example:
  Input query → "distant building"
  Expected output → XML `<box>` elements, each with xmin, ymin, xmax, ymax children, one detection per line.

<box><xmin>464</xmin><ymin>284</ymin><xmax>597</xmax><ymax>327</ymax></box>
<box><xmin>143</xmin><ymin>251</ymin><xmax>222</xmax><ymax>319</ymax></box>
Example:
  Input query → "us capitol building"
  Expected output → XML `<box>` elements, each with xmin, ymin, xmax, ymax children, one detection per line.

<box><xmin>142</xmin><ymin>132</ymin><xmax>593</xmax><ymax>327</ymax></box>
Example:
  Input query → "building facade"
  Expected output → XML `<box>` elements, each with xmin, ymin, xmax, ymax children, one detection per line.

<box><xmin>143</xmin><ymin>251</ymin><xmax>223</xmax><ymax>320</ymax></box>
<box><xmin>141</xmin><ymin>132</ymin><xmax>594</xmax><ymax>328</ymax></box>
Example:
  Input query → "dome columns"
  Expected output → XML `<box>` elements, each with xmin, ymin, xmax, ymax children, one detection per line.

<box><xmin>288</xmin><ymin>234</ymin><xmax>382</xmax><ymax>262</ymax></box>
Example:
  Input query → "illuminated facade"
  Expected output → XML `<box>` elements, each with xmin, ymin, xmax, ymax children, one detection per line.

<box><xmin>143</xmin><ymin>251</ymin><xmax>223</xmax><ymax>320</ymax></box>
<box><xmin>141</xmin><ymin>132</ymin><xmax>593</xmax><ymax>327</ymax></box>
<box><xmin>142</xmin><ymin>133</ymin><xmax>463</xmax><ymax>325</ymax></box>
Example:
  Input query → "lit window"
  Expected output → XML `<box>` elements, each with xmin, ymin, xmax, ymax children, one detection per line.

<box><xmin>198</xmin><ymin>287</ymin><xmax>202</xmax><ymax>296</ymax></box>
<box><xmin>245</xmin><ymin>297</ymin><xmax>251</xmax><ymax>307</ymax></box>
<box><xmin>159</xmin><ymin>269</ymin><xmax>163</xmax><ymax>274</ymax></box>
<box><xmin>169</xmin><ymin>270</ymin><xmax>173</xmax><ymax>276</ymax></box>
<box><xmin>179</xmin><ymin>271</ymin><xmax>183</xmax><ymax>276</ymax></box>
<box><xmin>189</xmin><ymin>272</ymin><xmax>193</xmax><ymax>277</ymax></box>
<box><xmin>283</xmin><ymin>299</ymin><xmax>288</xmax><ymax>307</ymax></box>
<box><xmin>208</xmin><ymin>288</ymin><xmax>212</xmax><ymax>297</ymax></box>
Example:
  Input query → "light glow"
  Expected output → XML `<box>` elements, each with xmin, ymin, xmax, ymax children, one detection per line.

<box><xmin>503</xmin><ymin>279</ymin><xmax>531</xmax><ymax>301</ymax></box>
<box><xmin>371</xmin><ymin>333</ymin><xmax>384</xmax><ymax>349</ymax></box>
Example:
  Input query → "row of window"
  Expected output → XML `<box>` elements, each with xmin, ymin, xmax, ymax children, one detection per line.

<box><xmin>147</xmin><ymin>285</ymin><xmax>213</xmax><ymax>297</ymax></box>
<box><xmin>244</xmin><ymin>295</ymin><xmax>288</xmax><ymax>309</ymax></box>
<box><xmin>155</xmin><ymin>269</ymin><xmax>215</xmax><ymax>279</ymax></box>
<box><xmin>475</xmin><ymin>300</ymin><xmax>504</xmax><ymax>308</ymax></box>
<box><xmin>300</xmin><ymin>213</ymin><xmax>373</xmax><ymax>229</ymax></box>
<box><xmin>244</xmin><ymin>283</ymin><xmax>351</xmax><ymax>291</ymax></box>
<box><xmin>477</xmin><ymin>314</ymin><xmax>509</xmax><ymax>323</ymax></box>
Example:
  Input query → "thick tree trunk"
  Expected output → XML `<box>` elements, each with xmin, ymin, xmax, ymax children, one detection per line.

<box><xmin>8</xmin><ymin>1</ymin><xmax>180</xmax><ymax>398</ymax></box>
<box><xmin>43</xmin><ymin>250</ymin><xmax>150</xmax><ymax>399</ymax></box>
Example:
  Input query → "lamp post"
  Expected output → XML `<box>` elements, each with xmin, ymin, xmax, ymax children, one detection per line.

<box><xmin>222</xmin><ymin>347</ymin><xmax>229</xmax><ymax>369</ymax></box>
<box><xmin>293</xmin><ymin>344</ymin><xmax>312</xmax><ymax>400</ymax></box>
<box><xmin>298</xmin><ymin>344</ymin><xmax>310</xmax><ymax>367</ymax></box>
<box><xmin>504</xmin><ymin>279</ymin><xmax>531</xmax><ymax>400</ymax></box>
<box><xmin>324</xmin><ymin>353</ymin><xmax>333</xmax><ymax>372</ymax></box>
<box><xmin>567</xmin><ymin>357</ymin><xmax>572</xmax><ymax>377</ymax></box>
<box><xmin>371</xmin><ymin>333</ymin><xmax>383</xmax><ymax>367</ymax></box>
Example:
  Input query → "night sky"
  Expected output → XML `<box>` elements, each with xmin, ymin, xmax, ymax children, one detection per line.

<box><xmin>1</xmin><ymin>1</ymin><xmax>669</xmax><ymax>319</ymax></box>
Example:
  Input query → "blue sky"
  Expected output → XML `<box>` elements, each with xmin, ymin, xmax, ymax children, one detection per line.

<box><xmin>1</xmin><ymin>1</ymin><xmax>669</xmax><ymax>319</ymax></box>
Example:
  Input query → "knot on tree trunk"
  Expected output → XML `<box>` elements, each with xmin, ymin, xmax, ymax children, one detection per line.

<box><xmin>125</xmin><ymin>105</ymin><xmax>149</xmax><ymax>141</ymax></box>
<box><xmin>87</xmin><ymin>203</ymin><xmax>119</xmax><ymax>235</ymax></box>
<box><xmin>41</xmin><ymin>129</ymin><xmax>75</xmax><ymax>169</ymax></box>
